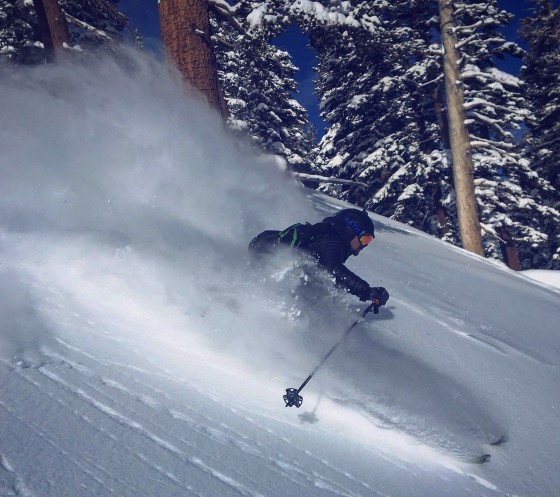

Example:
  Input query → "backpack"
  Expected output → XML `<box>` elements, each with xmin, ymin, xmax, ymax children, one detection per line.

<box><xmin>249</xmin><ymin>222</ymin><xmax>329</xmax><ymax>258</ymax></box>
<box><xmin>277</xmin><ymin>223</ymin><xmax>317</xmax><ymax>249</ymax></box>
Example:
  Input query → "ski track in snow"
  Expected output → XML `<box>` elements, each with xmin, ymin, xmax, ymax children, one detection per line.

<box><xmin>0</xmin><ymin>233</ymin><xmax>538</xmax><ymax>497</ymax></box>
<box><xmin>0</xmin><ymin>330</ymin><xmax>508</xmax><ymax>497</ymax></box>
<box><xmin>1</xmin><ymin>340</ymin><xmax>388</xmax><ymax>497</ymax></box>
<box><xmin>404</xmin><ymin>298</ymin><xmax>556</xmax><ymax>367</ymax></box>
<box><xmin>0</xmin><ymin>454</ymin><xmax>35</xmax><ymax>497</ymax></box>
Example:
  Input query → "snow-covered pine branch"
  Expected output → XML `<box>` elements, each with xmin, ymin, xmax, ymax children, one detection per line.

<box><xmin>451</xmin><ymin>17</ymin><xmax>496</xmax><ymax>34</ymax></box>
<box><xmin>461</xmin><ymin>66</ymin><xmax>521</xmax><ymax>88</ymax></box>
<box><xmin>292</xmin><ymin>172</ymin><xmax>368</xmax><ymax>189</ymax></box>
<box><xmin>463</xmin><ymin>97</ymin><xmax>528</xmax><ymax>118</ymax></box>
<box><xmin>418</xmin><ymin>73</ymin><xmax>444</xmax><ymax>88</ymax></box>
<box><xmin>466</xmin><ymin>111</ymin><xmax>511</xmax><ymax>139</ymax></box>
<box><xmin>209</xmin><ymin>0</ymin><xmax>245</xmax><ymax>35</ymax></box>
<box><xmin>64</xmin><ymin>13</ymin><xmax>114</xmax><ymax>42</ymax></box>
<box><xmin>470</xmin><ymin>137</ymin><xmax>516</xmax><ymax>153</ymax></box>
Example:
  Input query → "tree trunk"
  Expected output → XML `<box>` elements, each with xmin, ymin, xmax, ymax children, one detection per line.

<box><xmin>158</xmin><ymin>0</ymin><xmax>227</xmax><ymax>117</ymax></box>
<box><xmin>438</xmin><ymin>0</ymin><xmax>484</xmax><ymax>257</ymax></box>
<box><xmin>32</xmin><ymin>0</ymin><xmax>69</xmax><ymax>62</ymax></box>
<box><xmin>499</xmin><ymin>226</ymin><xmax>522</xmax><ymax>271</ymax></box>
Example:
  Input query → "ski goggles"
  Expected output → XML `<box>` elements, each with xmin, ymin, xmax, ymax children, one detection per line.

<box><xmin>358</xmin><ymin>233</ymin><xmax>374</xmax><ymax>247</ymax></box>
<box><xmin>342</xmin><ymin>215</ymin><xmax>375</xmax><ymax>247</ymax></box>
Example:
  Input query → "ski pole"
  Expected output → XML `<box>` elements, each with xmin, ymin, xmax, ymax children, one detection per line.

<box><xmin>283</xmin><ymin>302</ymin><xmax>378</xmax><ymax>408</ymax></box>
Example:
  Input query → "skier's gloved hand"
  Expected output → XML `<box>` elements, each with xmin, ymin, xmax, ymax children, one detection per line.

<box><xmin>370</xmin><ymin>287</ymin><xmax>389</xmax><ymax>306</ymax></box>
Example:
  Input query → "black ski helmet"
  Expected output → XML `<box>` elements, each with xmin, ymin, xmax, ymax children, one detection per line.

<box><xmin>336</xmin><ymin>208</ymin><xmax>375</xmax><ymax>237</ymax></box>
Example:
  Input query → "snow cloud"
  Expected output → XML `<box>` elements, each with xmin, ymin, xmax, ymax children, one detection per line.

<box><xmin>0</xmin><ymin>49</ymin><xmax>309</xmax><ymax>245</ymax></box>
<box><xmin>0</xmin><ymin>48</ymin><xmax>313</xmax><ymax>370</ymax></box>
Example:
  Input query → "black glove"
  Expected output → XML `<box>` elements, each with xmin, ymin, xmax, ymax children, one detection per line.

<box><xmin>370</xmin><ymin>287</ymin><xmax>389</xmax><ymax>306</ymax></box>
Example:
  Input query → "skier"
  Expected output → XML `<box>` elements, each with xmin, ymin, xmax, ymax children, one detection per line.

<box><xmin>249</xmin><ymin>208</ymin><xmax>389</xmax><ymax>308</ymax></box>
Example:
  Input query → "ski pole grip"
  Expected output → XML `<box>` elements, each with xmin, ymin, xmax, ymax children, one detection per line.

<box><xmin>363</xmin><ymin>302</ymin><xmax>377</xmax><ymax>316</ymax></box>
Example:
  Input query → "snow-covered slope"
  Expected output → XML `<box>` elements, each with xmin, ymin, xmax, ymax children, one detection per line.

<box><xmin>1</xmin><ymin>51</ymin><xmax>559</xmax><ymax>497</ymax></box>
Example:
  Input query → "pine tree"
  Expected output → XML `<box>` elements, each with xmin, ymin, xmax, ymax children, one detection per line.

<box><xmin>439</xmin><ymin>0</ymin><xmax>484</xmax><ymax>257</ymax></box>
<box><xmin>62</xmin><ymin>0</ymin><xmax>127</xmax><ymax>49</ymax></box>
<box><xmin>450</xmin><ymin>0</ymin><xmax>558</xmax><ymax>268</ymax></box>
<box><xmin>522</xmin><ymin>0</ymin><xmax>560</xmax><ymax>192</ymax></box>
<box><xmin>0</xmin><ymin>1</ymin><xmax>44</xmax><ymax>66</ymax></box>
<box><xmin>0</xmin><ymin>0</ymin><xmax>127</xmax><ymax>66</ymax></box>
<box><xmin>521</xmin><ymin>0</ymin><xmax>560</xmax><ymax>266</ymax></box>
<box><xmin>290</xmin><ymin>0</ymin><xmax>558</xmax><ymax>268</ymax></box>
<box><xmin>296</xmin><ymin>1</ymin><xmax>455</xmax><ymax>239</ymax></box>
<box><xmin>211</xmin><ymin>0</ymin><xmax>315</xmax><ymax>172</ymax></box>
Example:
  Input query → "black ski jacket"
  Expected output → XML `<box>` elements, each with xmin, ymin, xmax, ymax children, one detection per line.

<box><xmin>249</xmin><ymin>215</ymin><xmax>371</xmax><ymax>301</ymax></box>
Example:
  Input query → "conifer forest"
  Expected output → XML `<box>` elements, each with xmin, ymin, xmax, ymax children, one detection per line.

<box><xmin>2</xmin><ymin>0</ymin><xmax>559</xmax><ymax>270</ymax></box>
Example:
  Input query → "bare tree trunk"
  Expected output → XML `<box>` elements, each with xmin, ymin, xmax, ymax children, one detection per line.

<box><xmin>32</xmin><ymin>0</ymin><xmax>69</xmax><ymax>62</ymax></box>
<box><xmin>159</xmin><ymin>0</ymin><xmax>227</xmax><ymax>117</ymax></box>
<box><xmin>438</xmin><ymin>0</ymin><xmax>484</xmax><ymax>257</ymax></box>
<box><xmin>499</xmin><ymin>227</ymin><xmax>521</xmax><ymax>271</ymax></box>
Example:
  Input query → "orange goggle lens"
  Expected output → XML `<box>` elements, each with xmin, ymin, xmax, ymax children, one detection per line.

<box><xmin>359</xmin><ymin>233</ymin><xmax>374</xmax><ymax>247</ymax></box>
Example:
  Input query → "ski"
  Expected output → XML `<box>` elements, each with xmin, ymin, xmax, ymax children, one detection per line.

<box><xmin>490</xmin><ymin>435</ymin><xmax>507</xmax><ymax>446</ymax></box>
<box><xmin>461</xmin><ymin>453</ymin><xmax>491</xmax><ymax>464</ymax></box>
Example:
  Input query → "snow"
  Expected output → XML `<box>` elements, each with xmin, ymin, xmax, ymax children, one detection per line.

<box><xmin>1</xmin><ymin>51</ymin><xmax>560</xmax><ymax>497</ymax></box>
<box><xmin>247</xmin><ymin>5</ymin><xmax>267</xmax><ymax>30</ymax></box>
<box><xmin>287</xmin><ymin>0</ymin><xmax>359</xmax><ymax>27</ymax></box>
<box><xmin>522</xmin><ymin>270</ymin><xmax>560</xmax><ymax>290</ymax></box>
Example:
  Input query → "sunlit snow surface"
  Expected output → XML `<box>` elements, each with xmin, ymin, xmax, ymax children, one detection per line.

<box><xmin>1</xmin><ymin>50</ymin><xmax>559</xmax><ymax>497</ymax></box>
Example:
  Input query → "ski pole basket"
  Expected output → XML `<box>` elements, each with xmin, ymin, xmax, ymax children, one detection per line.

<box><xmin>283</xmin><ymin>388</ymin><xmax>303</xmax><ymax>408</ymax></box>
